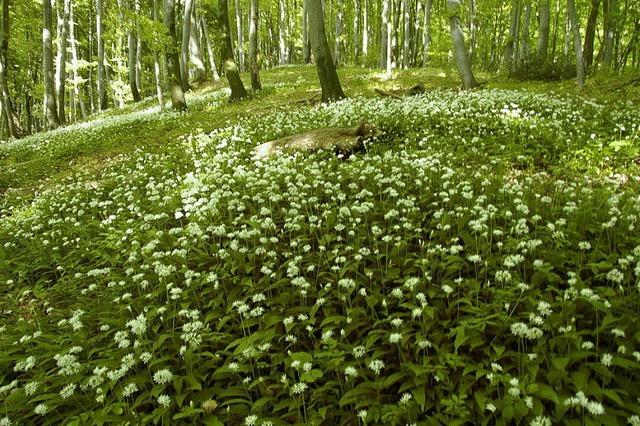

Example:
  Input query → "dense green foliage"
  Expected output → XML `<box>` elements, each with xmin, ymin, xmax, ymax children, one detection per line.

<box><xmin>1</xmin><ymin>68</ymin><xmax>640</xmax><ymax>424</ymax></box>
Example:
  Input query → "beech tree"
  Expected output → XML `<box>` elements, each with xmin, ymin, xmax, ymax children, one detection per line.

<box><xmin>43</xmin><ymin>0</ymin><xmax>59</xmax><ymax>128</ymax></box>
<box><xmin>447</xmin><ymin>0</ymin><xmax>477</xmax><ymax>89</ymax></box>
<box><xmin>164</xmin><ymin>0</ymin><xmax>187</xmax><ymax>110</ymax></box>
<box><xmin>220</xmin><ymin>0</ymin><xmax>248</xmax><ymax>101</ymax></box>
<box><xmin>248</xmin><ymin>0</ymin><xmax>261</xmax><ymax>90</ymax></box>
<box><xmin>308</xmin><ymin>0</ymin><xmax>345</xmax><ymax>101</ymax></box>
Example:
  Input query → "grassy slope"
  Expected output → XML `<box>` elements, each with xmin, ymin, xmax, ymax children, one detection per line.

<box><xmin>2</xmin><ymin>66</ymin><xmax>637</xmax><ymax>201</ymax></box>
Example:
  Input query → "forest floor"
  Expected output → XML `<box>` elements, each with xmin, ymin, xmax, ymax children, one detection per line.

<box><xmin>1</xmin><ymin>66</ymin><xmax>640</xmax><ymax>425</ymax></box>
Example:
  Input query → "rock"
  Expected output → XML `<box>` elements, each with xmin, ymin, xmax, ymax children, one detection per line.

<box><xmin>252</xmin><ymin>122</ymin><xmax>379</xmax><ymax>160</ymax></box>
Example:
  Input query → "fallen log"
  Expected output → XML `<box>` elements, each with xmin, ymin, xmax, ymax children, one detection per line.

<box><xmin>375</xmin><ymin>83</ymin><xmax>426</xmax><ymax>99</ymax></box>
<box><xmin>252</xmin><ymin>122</ymin><xmax>380</xmax><ymax>160</ymax></box>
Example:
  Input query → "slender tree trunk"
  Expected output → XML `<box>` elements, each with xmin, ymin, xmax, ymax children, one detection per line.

<box><xmin>303</xmin><ymin>0</ymin><xmax>310</xmax><ymax>63</ymax></box>
<box><xmin>551</xmin><ymin>0</ymin><xmax>560</xmax><ymax>59</ymax></box>
<box><xmin>220</xmin><ymin>0</ymin><xmax>248</xmax><ymax>101</ymax></box>
<box><xmin>152</xmin><ymin>0</ymin><xmax>164</xmax><ymax>107</ymax></box>
<box><xmin>504</xmin><ymin>0</ymin><xmax>520</xmax><ymax>71</ymax></box>
<box><xmin>422</xmin><ymin>0</ymin><xmax>431</xmax><ymax>66</ymax></box>
<box><xmin>234</xmin><ymin>0</ymin><xmax>245</xmax><ymax>72</ymax></box>
<box><xmin>200</xmin><ymin>16</ymin><xmax>220</xmax><ymax>81</ymax></box>
<box><xmin>353</xmin><ymin>0</ymin><xmax>360</xmax><ymax>64</ymax></box>
<box><xmin>96</xmin><ymin>0</ymin><xmax>107</xmax><ymax>110</ymax></box>
<box><xmin>135</xmin><ymin>0</ymin><xmax>142</xmax><ymax>90</ymax></box>
<box><xmin>362</xmin><ymin>0</ymin><xmax>368</xmax><ymax>58</ymax></box>
<box><xmin>164</xmin><ymin>0</ymin><xmax>187</xmax><ymax>110</ymax></box>
<box><xmin>582</xmin><ymin>0</ymin><xmax>599</xmax><ymax>68</ymax></box>
<box><xmin>0</xmin><ymin>0</ymin><xmax>22</xmax><ymax>138</ymax></box>
<box><xmin>448</xmin><ymin>0</ymin><xmax>477</xmax><ymax>89</ymax></box>
<box><xmin>43</xmin><ymin>0</ymin><xmax>59</xmax><ymax>128</ymax></box>
<box><xmin>381</xmin><ymin>0</ymin><xmax>391</xmax><ymax>74</ymax></box>
<box><xmin>189</xmin><ymin>8</ymin><xmax>206</xmax><ymax>81</ymax></box>
<box><xmin>55</xmin><ymin>0</ymin><xmax>70</xmax><ymax>123</ymax></box>
<box><xmin>69</xmin><ymin>0</ymin><xmax>87</xmax><ymax>119</ymax></box>
<box><xmin>536</xmin><ymin>0</ymin><xmax>550</xmax><ymax>59</ymax></box>
<box><xmin>248</xmin><ymin>0</ymin><xmax>261</xmax><ymax>89</ymax></box>
<box><xmin>567</xmin><ymin>0</ymin><xmax>585</xmax><ymax>89</ymax></box>
<box><xmin>468</xmin><ymin>0</ymin><xmax>477</xmax><ymax>64</ymax></box>
<box><xmin>402</xmin><ymin>0</ymin><xmax>410</xmax><ymax>68</ymax></box>
<box><xmin>308</xmin><ymin>0</ymin><xmax>345</xmax><ymax>101</ymax></box>
<box><xmin>181</xmin><ymin>0</ymin><xmax>194</xmax><ymax>91</ymax></box>
<box><xmin>278</xmin><ymin>0</ymin><xmax>287</xmax><ymax>64</ymax></box>
<box><xmin>520</xmin><ymin>3</ymin><xmax>531</xmax><ymax>58</ymax></box>
<box><xmin>128</xmin><ymin>3</ymin><xmax>141</xmax><ymax>102</ymax></box>
<box><xmin>334</xmin><ymin>0</ymin><xmax>343</xmax><ymax>66</ymax></box>
<box><xmin>602</xmin><ymin>0</ymin><xmax>616</xmax><ymax>67</ymax></box>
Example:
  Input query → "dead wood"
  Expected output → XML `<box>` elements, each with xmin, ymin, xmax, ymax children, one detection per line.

<box><xmin>375</xmin><ymin>82</ymin><xmax>426</xmax><ymax>99</ymax></box>
<box><xmin>252</xmin><ymin>122</ymin><xmax>380</xmax><ymax>160</ymax></box>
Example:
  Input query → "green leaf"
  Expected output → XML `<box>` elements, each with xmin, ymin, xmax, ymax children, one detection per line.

<box><xmin>300</xmin><ymin>369</ymin><xmax>323</xmax><ymax>383</ymax></box>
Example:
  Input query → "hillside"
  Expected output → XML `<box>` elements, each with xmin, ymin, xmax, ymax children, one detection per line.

<box><xmin>1</xmin><ymin>68</ymin><xmax>640</xmax><ymax>425</ymax></box>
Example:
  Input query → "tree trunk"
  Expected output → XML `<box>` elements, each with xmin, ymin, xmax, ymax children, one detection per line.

<box><xmin>334</xmin><ymin>0</ymin><xmax>343</xmax><ymax>66</ymax></box>
<box><xmin>164</xmin><ymin>0</ymin><xmax>187</xmax><ymax>110</ymax></box>
<box><xmin>504</xmin><ymin>0</ymin><xmax>520</xmax><ymax>71</ymax></box>
<box><xmin>135</xmin><ymin>0</ymin><xmax>142</xmax><ymax>90</ymax></box>
<box><xmin>382</xmin><ymin>0</ymin><xmax>392</xmax><ymax>74</ymax></box>
<box><xmin>303</xmin><ymin>0</ymin><xmax>310</xmax><ymax>63</ymax></box>
<box><xmin>468</xmin><ymin>0</ymin><xmax>477</xmax><ymax>64</ymax></box>
<box><xmin>55</xmin><ymin>0</ymin><xmax>70</xmax><ymax>123</ymax></box>
<box><xmin>551</xmin><ymin>0</ymin><xmax>560</xmax><ymax>59</ymax></box>
<box><xmin>362</xmin><ymin>0</ymin><xmax>368</xmax><ymax>58</ymax></box>
<box><xmin>278</xmin><ymin>0</ymin><xmax>287</xmax><ymax>64</ymax></box>
<box><xmin>582</xmin><ymin>0</ymin><xmax>599</xmax><ymax>68</ymax></box>
<box><xmin>353</xmin><ymin>0</ymin><xmax>360</xmax><ymax>65</ymax></box>
<box><xmin>69</xmin><ymin>0</ymin><xmax>87</xmax><ymax>119</ymax></box>
<box><xmin>601</xmin><ymin>0</ymin><xmax>615</xmax><ymax>67</ymax></box>
<box><xmin>180</xmin><ymin>0</ymin><xmax>194</xmax><ymax>91</ymax></box>
<box><xmin>0</xmin><ymin>0</ymin><xmax>22</xmax><ymax>138</ymax></box>
<box><xmin>402</xmin><ymin>0</ymin><xmax>410</xmax><ymax>68</ymax></box>
<box><xmin>308</xmin><ymin>0</ymin><xmax>345</xmax><ymax>101</ymax></box>
<box><xmin>521</xmin><ymin>3</ymin><xmax>531</xmax><ymax>58</ymax></box>
<box><xmin>536</xmin><ymin>0</ymin><xmax>550</xmax><ymax>59</ymax></box>
<box><xmin>152</xmin><ymin>0</ymin><xmax>164</xmax><ymax>108</ymax></box>
<box><xmin>248</xmin><ymin>0</ymin><xmax>261</xmax><ymax>89</ymax></box>
<box><xmin>422</xmin><ymin>0</ymin><xmax>431</xmax><ymax>66</ymax></box>
<box><xmin>234</xmin><ymin>0</ymin><xmax>245</xmax><ymax>72</ymax></box>
<box><xmin>448</xmin><ymin>0</ymin><xmax>477</xmax><ymax>89</ymax></box>
<box><xmin>200</xmin><ymin>16</ymin><xmax>220</xmax><ymax>81</ymax></box>
<box><xmin>189</xmin><ymin>8</ymin><xmax>206</xmax><ymax>81</ymax></box>
<box><xmin>96</xmin><ymin>0</ymin><xmax>107</xmax><ymax>110</ymax></box>
<box><xmin>43</xmin><ymin>0</ymin><xmax>59</xmax><ymax>128</ymax></box>
<box><xmin>567</xmin><ymin>0</ymin><xmax>585</xmax><ymax>89</ymax></box>
<box><xmin>128</xmin><ymin>9</ymin><xmax>141</xmax><ymax>102</ymax></box>
<box><xmin>220</xmin><ymin>0</ymin><xmax>248</xmax><ymax>101</ymax></box>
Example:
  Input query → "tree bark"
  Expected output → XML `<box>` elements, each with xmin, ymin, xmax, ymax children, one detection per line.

<box><xmin>362</xmin><ymin>0</ymin><xmax>368</xmax><ymax>58</ymax></box>
<box><xmin>278</xmin><ymin>0</ymin><xmax>287</xmax><ymax>65</ymax></box>
<box><xmin>334</xmin><ymin>0</ymin><xmax>343</xmax><ymax>66</ymax></box>
<box><xmin>69</xmin><ymin>0</ymin><xmax>87</xmax><ymax>119</ymax></box>
<box><xmin>422</xmin><ymin>0</ymin><xmax>431</xmax><ymax>66</ymax></box>
<box><xmin>303</xmin><ymin>0</ymin><xmax>310</xmax><ymax>63</ymax></box>
<box><xmin>468</xmin><ymin>0</ymin><xmax>477</xmax><ymax>64</ymax></box>
<box><xmin>220</xmin><ymin>0</ymin><xmax>248</xmax><ymax>101</ymax></box>
<box><xmin>164</xmin><ymin>0</ymin><xmax>187</xmax><ymax>110</ymax></box>
<box><xmin>0</xmin><ymin>0</ymin><xmax>22</xmax><ymax>138</ymax></box>
<box><xmin>152</xmin><ymin>0</ymin><xmax>164</xmax><ymax>108</ymax></box>
<box><xmin>536</xmin><ymin>0</ymin><xmax>550</xmax><ymax>59</ymax></box>
<box><xmin>248</xmin><ymin>0</ymin><xmax>261</xmax><ymax>89</ymax></box>
<box><xmin>448</xmin><ymin>0</ymin><xmax>477</xmax><ymax>89</ymax></box>
<box><xmin>582</xmin><ymin>0</ymin><xmax>600</xmax><ymax>68</ymax></box>
<box><xmin>128</xmin><ymin>1</ymin><xmax>141</xmax><ymax>102</ymax></box>
<box><xmin>189</xmin><ymin>7</ymin><xmax>206</xmax><ymax>82</ymax></box>
<box><xmin>601</xmin><ymin>0</ymin><xmax>616</xmax><ymax>67</ymax></box>
<box><xmin>353</xmin><ymin>0</ymin><xmax>360</xmax><ymax>65</ymax></box>
<box><xmin>521</xmin><ymin>3</ymin><xmax>531</xmax><ymax>58</ymax></box>
<box><xmin>402</xmin><ymin>0</ymin><xmax>410</xmax><ymax>68</ymax></box>
<box><xmin>308</xmin><ymin>0</ymin><xmax>345</xmax><ymax>101</ymax></box>
<box><xmin>55</xmin><ymin>0</ymin><xmax>70</xmax><ymax>123</ymax></box>
<box><xmin>96</xmin><ymin>0</ymin><xmax>107</xmax><ymax>110</ymax></box>
<box><xmin>43</xmin><ymin>0</ymin><xmax>59</xmax><ymax>128</ymax></box>
<box><xmin>200</xmin><ymin>15</ymin><xmax>220</xmax><ymax>81</ymax></box>
<box><xmin>567</xmin><ymin>0</ymin><xmax>585</xmax><ymax>89</ymax></box>
<box><xmin>234</xmin><ymin>0</ymin><xmax>244</xmax><ymax>72</ymax></box>
<box><xmin>504</xmin><ymin>0</ymin><xmax>520</xmax><ymax>71</ymax></box>
<box><xmin>381</xmin><ymin>0</ymin><xmax>392</xmax><ymax>74</ymax></box>
<box><xmin>180</xmin><ymin>0</ymin><xmax>194</xmax><ymax>91</ymax></box>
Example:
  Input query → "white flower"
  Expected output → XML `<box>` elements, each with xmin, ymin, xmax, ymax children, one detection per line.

<box><xmin>399</xmin><ymin>392</ymin><xmax>412</xmax><ymax>405</ymax></box>
<box><xmin>601</xmin><ymin>353</ymin><xmax>613</xmax><ymax>367</ymax></box>
<box><xmin>60</xmin><ymin>383</ymin><xmax>76</xmax><ymax>399</ymax></box>
<box><xmin>389</xmin><ymin>332</ymin><xmax>403</xmax><ymax>344</ymax></box>
<box><xmin>157</xmin><ymin>394</ymin><xmax>171</xmax><ymax>407</ymax></box>
<box><xmin>290</xmin><ymin>382</ymin><xmax>308</xmax><ymax>395</ymax></box>
<box><xmin>244</xmin><ymin>415</ymin><xmax>258</xmax><ymax>426</ymax></box>
<box><xmin>153</xmin><ymin>368</ymin><xmax>173</xmax><ymax>384</ymax></box>
<box><xmin>34</xmin><ymin>404</ymin><xmax>48</xmax><ymax>415</ymax></box>
<box><xmin>485</xmin><ymin>402</ymin><xmax>496</xmax><ymax>413</ymax></box>
<box><xmin>368</xmin><ymin>359</ymin><xmax>385</xmax><ymax>375</ymax></box>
